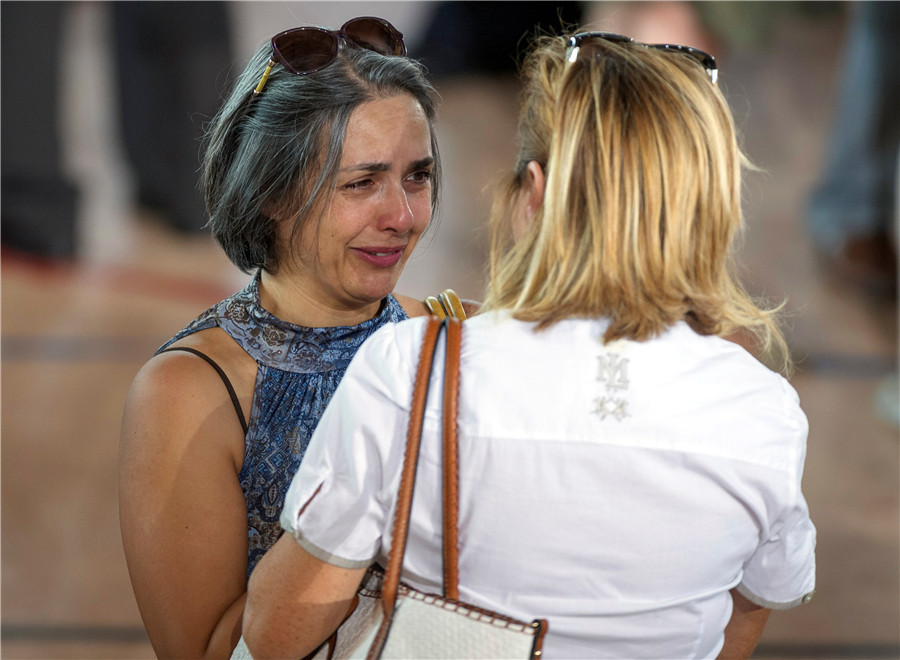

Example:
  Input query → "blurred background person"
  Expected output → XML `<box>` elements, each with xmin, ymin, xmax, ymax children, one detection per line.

<box><xmin>1</xmin><ymin>1</ymin><xmax>234</xmax><ymax>257</ymax></box>
<box><xmin>111</xmin><ymin>1</ymin><xmax>234</xmax><ymax>234</ymax></box>
<box><xmin>1</xmin><ymin>1</ymin><xmax>80</xmax><ymax>258</ymax></box>
<box><xmin>806</xmin><ymin>1</ymin><xmax>898</xmax><ymax>301</ymax></box>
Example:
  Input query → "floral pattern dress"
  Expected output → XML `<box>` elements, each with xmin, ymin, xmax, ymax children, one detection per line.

<box><xmin>157</xmin><ymin>272</ymin><xmax>408</xmax><ymax>577</ymax></box>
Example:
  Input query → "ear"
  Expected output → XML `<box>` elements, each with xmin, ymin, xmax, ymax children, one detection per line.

<box><xmin>260</xmin><ymin>198</ymin><xmax>283</xmax><ymax>221</ymax></box>
<box><xmin>523</xmin><ymin>161</ymin><xmax>545</xmax><ymax>219</ymax></box>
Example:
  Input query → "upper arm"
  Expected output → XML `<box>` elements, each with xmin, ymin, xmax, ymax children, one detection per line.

<box><xmin>717</xmin><ymin>588</ymin><xmax>771</xmax><ymax>660</ymax></box>
<box><xmin>244</xmin><ymin>534</ymin><xmax>366</xmax><ymax>659</ymax></box>
<box><xmin>118</xmin><ymin>352</ymin><xmax>249</xmax><ymax>657</ymax></box>
<box><xmin>740</xmin><ymin>407</ymin><xmax>816</xmax><ymax>610</ymax></box>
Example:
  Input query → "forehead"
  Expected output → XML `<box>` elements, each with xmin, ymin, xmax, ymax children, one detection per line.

<box><xmin>340</xmin><ymin>94</ymin><xmax>431</xmax><ymax>163</ymax></box>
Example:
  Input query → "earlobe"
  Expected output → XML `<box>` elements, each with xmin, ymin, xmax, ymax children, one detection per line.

<box><xmin>524</xmin><ymin>161</ymin><xmax>545</xmax><ymax>219</ymax></box>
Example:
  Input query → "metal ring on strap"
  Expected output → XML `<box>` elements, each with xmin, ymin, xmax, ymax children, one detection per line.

<box><xmin>423</xmin><ymin>289</ymin><xmax>467</xmax><ymax>320</ymax></box>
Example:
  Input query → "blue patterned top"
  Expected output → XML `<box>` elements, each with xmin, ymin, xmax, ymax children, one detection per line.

<box><xmin>157</xmin><ymin>273</ymin><xmax>408</xmax><ymax>578</ymax></box>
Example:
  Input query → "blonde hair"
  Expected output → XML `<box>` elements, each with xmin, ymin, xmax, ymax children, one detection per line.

<box><xmin>481</xmin><ymin>34</ymin><xmax>791</xmax><ymax>373</ymax></box>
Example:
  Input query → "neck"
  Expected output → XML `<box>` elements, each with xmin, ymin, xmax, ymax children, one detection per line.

<box><xmin>257</xmin><ymin>270</ymin><xmax>383</xmax><ymax>328</ymax></box>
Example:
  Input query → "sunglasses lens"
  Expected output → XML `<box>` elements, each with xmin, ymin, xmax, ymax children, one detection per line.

<box><xmin>343</xmin><ymin>18</ymin><xmax>405</xmax><ymax>56</ymax></box>
<box><xmin>268</xmin><ymin>18</ymin><xmax>405</xmax><ymax>80</ymax></box>
<box><xmin>274</xmin><ymin>28</ymin><xmax>337</xmax><ymax>74</ymax></box>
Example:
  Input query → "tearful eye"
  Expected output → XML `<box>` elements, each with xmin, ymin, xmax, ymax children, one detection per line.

<box><xmin>408</xmin><ymin>170</ymin><xmax>432</xmax><ymax>184</ymax></box>
<box><xmin>344</xmin><ymin>178</ymin><xmax>374</xmax><ymax>191</ymax></box>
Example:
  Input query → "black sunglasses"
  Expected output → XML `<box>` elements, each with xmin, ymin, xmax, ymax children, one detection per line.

<box><xmin>565</xmin><ymin>32</ymin><xmax>718</xmax><ymax>84</ymax></box>
<box><xmin>253</xmin><ymin>17</ymin><xmax>406</xmax><ymax>96</ymax></box>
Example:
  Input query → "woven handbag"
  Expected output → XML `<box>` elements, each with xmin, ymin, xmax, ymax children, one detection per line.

<box><xmin>231</xmin><ymin>316</ymin><xmax>547</xmax><ymax>660</ymax></box>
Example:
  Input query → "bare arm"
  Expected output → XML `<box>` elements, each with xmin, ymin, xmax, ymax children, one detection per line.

<box><xmin>244</xmin><ymin>534</ymin><xmax>366</xmax><ymax>659</ymax></box>
<box><xmin>717</xmin><ymin>588</ymin><xmax>771</xmax><ymax>660</ymax></box>
<box><xmin>119</xmin><ymin>351</ymin><xmax>250</xmax><ymax>658</ymax></box>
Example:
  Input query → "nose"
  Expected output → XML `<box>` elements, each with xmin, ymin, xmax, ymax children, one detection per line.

<box><xmin>378</xmin><ymin>183</ymin><xmax>415</xmax><ymax>234</ymax></box>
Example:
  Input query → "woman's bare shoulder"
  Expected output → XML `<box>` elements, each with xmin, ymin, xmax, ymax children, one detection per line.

<box><xmin>134</xmin><ymin>328</ymin><xmax>247</xmax><ymax>404</ymax></box>
<box><xmin>163</xmin><ymin>326</ymin><xmax>252</xmax><ymax>369</ymax></box>
<box><xmin>393</xmin><ymin>293</ymin><xmax>429</xmax><ymax>317</ymax></box>
<box><xmin>121</xmin><ymin>327</ymin><xmax>251</xmax><ymax>468</ymax></box>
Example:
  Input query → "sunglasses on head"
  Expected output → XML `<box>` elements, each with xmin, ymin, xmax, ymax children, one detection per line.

<box><xmin>565</xmin><ymin>32</ymin><xmax>718</xmax><ymax>84</ymax></box>
<box><xmin>253</xmin><ymin>17</ymin><xmax>406</xmax><ymax>96</ymax></box>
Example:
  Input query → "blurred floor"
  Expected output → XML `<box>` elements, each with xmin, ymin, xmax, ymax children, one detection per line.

<box><xmin>2</xmin><ymin>2</ymin><xmax>898</xmax><ymax>659</ymax></box>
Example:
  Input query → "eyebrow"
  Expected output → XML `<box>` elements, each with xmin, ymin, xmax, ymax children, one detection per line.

<box><xmin>340</xmin><ymin>156</ymin><xmax>435</xmax><ymax>173</ymax></box>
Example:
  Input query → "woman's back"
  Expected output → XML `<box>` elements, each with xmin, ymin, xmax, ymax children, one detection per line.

<box><xmin>283</xmin><ymin>313</ymin><xmax>815</xmax><ymax>658</ymax></box>
<box><xmin>252</xmin><ymin>30</ymin><xmax>815</xmax><ymax>659</ymax></box>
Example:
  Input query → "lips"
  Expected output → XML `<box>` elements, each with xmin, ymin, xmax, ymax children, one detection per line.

<box><xmin>352</xmin><ymin>246</ymin><xmax>405</xmax><ymax>267</ymax></box>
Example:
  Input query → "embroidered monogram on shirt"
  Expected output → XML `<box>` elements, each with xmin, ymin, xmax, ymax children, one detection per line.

<box><xmin>593</xmin><ymin>396</ymin><xmax>629</xmax><ymax>420</ymax></box>
<box><xmin>592</xmin><ymin>351</ymin><xmax>631</xmax><ymax>421</ymax></box>
<box><xmin>596</xmin><ymin>353</ymin><xmax>630</xmax><ymax>389</ymax></box>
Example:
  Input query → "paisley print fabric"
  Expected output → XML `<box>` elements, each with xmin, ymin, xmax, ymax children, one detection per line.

<box><xmin>157</xmin><ymin>272</ymin><xmax>408</xmax><ymax>577</ymax></box>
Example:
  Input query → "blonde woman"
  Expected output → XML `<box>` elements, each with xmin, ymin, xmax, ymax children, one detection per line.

<box><xmin>243</xmin><ymin>31</ymin><xmax>815</xmax><ymax>659</ymax></box>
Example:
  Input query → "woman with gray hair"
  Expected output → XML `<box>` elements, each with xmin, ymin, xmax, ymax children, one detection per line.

<box><xmin>118</xmin><ymin>17</ymin><xmax>450</xmax><ymax>658</ymax></box>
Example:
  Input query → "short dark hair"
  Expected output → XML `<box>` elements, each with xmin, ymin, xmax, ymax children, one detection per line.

<box><xmin>202</xmin><ymin>44</ymin><xmax>441</xmax><ymax>273</ymax></box>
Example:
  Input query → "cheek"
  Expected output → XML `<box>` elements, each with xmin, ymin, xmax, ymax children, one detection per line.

<box><xmin>322</xmin><ymin>206</ymin><xmax>361</xmax><ymax>246</ymax></box>
<box><xmin>410</xmin><ymin>197</ymin><xmax>432</xmax><ymax>235</ymax></box>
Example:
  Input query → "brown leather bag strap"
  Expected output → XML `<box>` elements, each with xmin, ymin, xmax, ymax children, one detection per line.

<box><xmin>381</xmin><ymin>316</ymin><xmax>444</xmax><ymax>616</ymax></box>
<box><xmin>441</xmin><ymin>317</ymin><xmax>462</xmax><ymax>600</ymax></box>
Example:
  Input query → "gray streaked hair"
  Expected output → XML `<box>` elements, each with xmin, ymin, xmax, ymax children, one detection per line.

<box><xmin>201</xmin><ymin>44</ymin><xmax>441</xmax><ymax>273</ymax></box>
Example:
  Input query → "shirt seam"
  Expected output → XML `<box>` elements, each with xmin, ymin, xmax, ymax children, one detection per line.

<box><xmin>289</xmin><ymin>528</ymin><xmax>375</xmax><ymax>570</ymax></box>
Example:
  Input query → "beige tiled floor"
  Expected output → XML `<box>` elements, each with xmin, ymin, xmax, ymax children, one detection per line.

<box><xmin>2</xmin><ymin>3</ymin><xmax>898</xmax><ymax>659</ymax></box>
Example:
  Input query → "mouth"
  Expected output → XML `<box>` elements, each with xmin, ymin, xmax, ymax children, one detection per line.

<box><xmin>352</xmin><ymin>246</ymin><xmax>405</xmax><ymax>268</ymax></box>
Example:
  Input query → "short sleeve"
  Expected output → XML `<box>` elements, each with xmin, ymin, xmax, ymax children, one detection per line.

<box><xmin>279</xmin><ymin>318</ymin><xmax>424</xmax><ymax>568</ymax></box>
<box><xmin>739</xmin><ymin>380</ymin><xmax>817</xmax><ymax>609</ymax></box>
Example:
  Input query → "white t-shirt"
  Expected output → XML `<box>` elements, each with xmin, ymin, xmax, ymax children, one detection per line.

<box><xmin>281</xmin><ymin>312</ymin><xmax>816</xmax><ymax>659</ymax></box>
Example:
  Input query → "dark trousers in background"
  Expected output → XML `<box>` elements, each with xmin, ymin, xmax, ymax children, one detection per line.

<box><xmin>1</xmin><ymin>1</ymin><xmax>79</xmax><ymax>257</ymax></box>
<box><xmin>807</xmin><ymin>1</ymin><xmax>899</xmax><ymax>296</ymax></box>
<box><xmin>112</xmin><ymin>1</ymin><xmax>233</xmax><ymax>234</ymax></box>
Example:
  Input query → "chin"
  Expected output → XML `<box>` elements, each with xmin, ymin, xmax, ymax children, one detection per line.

<box><xmin>375</xmin><ymin>272</ymin><xmax>403</xmax><ymax>293</ymax></box>
<box><xmin>355</xmin><ymin>283</ymin><xmax>397</xmax><ymax>305</ymax></box>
